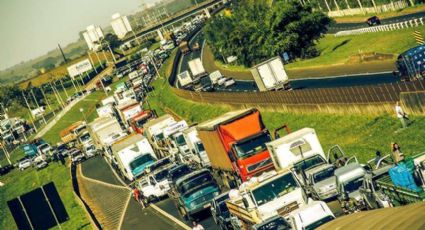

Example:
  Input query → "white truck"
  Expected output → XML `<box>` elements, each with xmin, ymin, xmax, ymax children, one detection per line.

<box><xmin>209</xmin><ymin>70</ymin><xmax>224</xmax><ymax>85</ymax></box>
<box><xmin>251</xmin><ymin>56</ymin><xmax>290</xmax><ymax>92</ymax></box>
<box><xmin>182</xmin><ymin>127</ymin><xmax>211</xmax><ymax>167</ymax></box>
<box><xmin>114</xmin><ymin>89</ymin><xmax>136</xmax><ymax>105</ymax></box>
<box><xmin>177</xmin><ymin>71</ymin><xmax>193</xmax><ymax>88</ymax></box>
<box><xmin>96</xmin><ymin>103</ymin><xmax>115</xmax><ymax>117</ymax></box>
<box><xmin>101</xmin><ymin>96</ymin><xmax>116</xmax><ymax>106</ymax></box>
<box><xmin>87</xmin><ymin>116</ymin><xmax>127</xmax><ymax>153</ymax></box>
<box><xmin>188</xmin><ymin>58</ymin><xmax>207</xmax><ymax>79</ymax></box>
<box><xmin>226</xmin><ymin>170</ymin><xmax>306</xmax><ymax>228</ymax></box>
<box><xmin>115</xmin><ymin>100</ymin><xmax>142</xmax><ymax>128</ymax></box>
<box><xmin>266</xmin><ymin>128</ymin><xmax>338</xmax><ymax>200</ymax></box>
<box><xmin>111</xmin><ymin>134</ymin><xmax>157</xmax><ymax>181</ymax></box>
<box><xmin>163</xmin><ymin>120</ymin><xmax>189</xmax><ymax>158</ymax></box>
<box><xmin>143</xmin><ymin>114</ymin><xmax>177</xmax><ymax>156</ymax></box>
<box><xmin>137</xmin><ymin>164</ymin><xmax>174</xmax><ymax>202</ymax></box>
<box><xmin>128</xmin><ymin>70</ymin><xmax>139</xmax><ymax>81</ymax></box>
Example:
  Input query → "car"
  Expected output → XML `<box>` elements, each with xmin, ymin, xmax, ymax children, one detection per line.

<box><xmin>0</xmin><ymin>164</ymin><xmax>14</xmax><ymax>176</ymax></box>
<box><xmin>211</xmin><ymin>192</ymin><xmax>233</xmax><ymax>230</ymax></box>
<box><xmin>366</xmin><ymin>16</ymin><xmax>381</xmax><ymax>26</ymax></box>
<box><xmin>18</xmin><ymin>159</ymin><xmax>32</xmax><ymax>171</ymax></box>
<box><xmin>70</xmin><ymin>149</ymin><xmax>85</xmax><ymax>164</ymax></box>
<box><xmin>34</xmin><ymin>160</ymin><xmax>48</xmax><ymax>170</ymax></box>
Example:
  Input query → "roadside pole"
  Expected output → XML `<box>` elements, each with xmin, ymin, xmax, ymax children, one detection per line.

<box><xmin>40</xmin><ymin>86</ymin><xmax>55</xmax><ymax>116</ymax></box>
<box><xmin>50</xmin><ymin>82</ymin><xmax>65</xmax><ymax>109</ymax></box>
<box><xmin>87</xmin><ymin>51</ymin><xmax>98</xmax><ymax>74</ymax></box>
<box><xmin>70</xmin><ymin>77</ymin><xmax>79</xmax><ymax>93</ymax></box>
<box><xmin>21</xmin><ymin>91</ymin><xmax>38</xmax><ymax>133</ymax></box>
<box><xmin>59</xmin><ymin>78</ymin><xmax>69</xmax><ymax>99</ymax></box>
<box><xmin>0</xmin><ymin>142</ymin><xmax>11</xmax><ymax>165</ymax></box>
<box><xmin>30</xmin><ymin>89</ymin><xmax>47</xmax><ymax>124</ymax></box>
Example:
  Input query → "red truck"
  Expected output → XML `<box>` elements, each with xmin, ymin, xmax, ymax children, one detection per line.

<box><xmin>129</xmin><ymin>110</ymin><xmax>156</xmax><ymax>134</ymax></box>
<box><xmin>196</xmin><ymin>108</ymin><xmax>274</xmax><ymax>189</ymax></box>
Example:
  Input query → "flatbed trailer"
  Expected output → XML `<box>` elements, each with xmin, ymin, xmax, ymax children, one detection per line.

<box><xmin>376</xmin><ymin>174</ymin><xmax>425</xmax><ymax>205</ymax></box>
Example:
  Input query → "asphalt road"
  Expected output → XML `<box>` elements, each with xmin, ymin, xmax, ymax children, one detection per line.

<box><xmin>328</xmin><ymin>11</ymin><xmax>425</xmax><ymax>33</ymax></box>
<box><xmin>178</xmin><ymin>31</ymin><xmax>400</xmax><ymax>92</ymax></box>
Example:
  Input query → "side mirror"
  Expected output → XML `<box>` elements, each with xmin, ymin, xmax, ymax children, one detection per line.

<box><xmin>242</xmin><ymin>197</ymin><xmax>249</xmax><ymax>209</ymax></box>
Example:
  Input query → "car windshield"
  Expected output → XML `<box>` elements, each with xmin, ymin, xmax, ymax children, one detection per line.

<box><xmin>313</xmin><ymin>166</ymin><xmax>336</xmax><ymax>183</ymax></box>
<box><xmin>154</xmin><ymin>169</ymin><xmax>169</xmax><ymax>182</ymax></box>
<box><xmin>80</xmin><ymin>133</ymin><xmax>90</xmax><ymax>142</ymax></box>
<box><xmin>293</xmin><ymin>155</ymin><xmax>326</xmax><ymax>173</ymax></box>
<box><xmin>175</xmin><ymin>134</ymin><xmax>186</xmax><ymax>146</ymax></box>
<box><xmin>305</xmin><ymin>215</ymin><xmax>334</xmax><ymax>230</ymax></box>
<box><xmin>234</xmin><ymin>133</ymin><xmax>271</xmax><ymax>159</ymax></box>
<box><xmin>178</xmin><ymin>173</ymin><xmax>213</xmax><ymax>195</ymax></box>
<box><xmin>254</xmin><ymin>217</ymin><xmax>291</xmax><ymax>230</ymax></box>
<box><xmin>169</xmin><ymin>165</ymin><xmax>192</xmax><ymax>182</ymax></box>
<box><xmin>344</xmin><ymin>177</ymin><xmax>364</xmax><ymax>194</ymax></box>
<box><xmin>252</xmin><ymin>173</ymin><xmax>299</xmax><ymax>206</ymax></box>
<box><xmin>129</xmin><ymin>154</ymin><xmax>155</xmax><ymax>170</ymax></box>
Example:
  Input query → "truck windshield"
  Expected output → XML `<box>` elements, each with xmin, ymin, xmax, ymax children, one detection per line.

<box><xmin>234</xmin><ymin>133</ymin><xmax>271</xmax><ymax>159</ymax></box>
<box><xmin>196</xmin><ymin>142</ymin><xmax>205</xmax><ymax>152</ymax></box>
<box><xmin>293</xmin><ymin>155</ymin><xmax>326</xmax><ymax>173</ymax></box>
<box><xmin>135</xmin><ymin>113</ymin><xmax>152</xmax><ymax>127</ymax></box>
<box><xmin>305</xmin><ymin>215</ymin><xmax>334</xmax><ymax>230</ymax></box>
<box><xmin>175</xmin><ymin>134</ymin><xmax>186</xmax><ymax>146</ymax></box>
<box><xmin>80</xmin><ymin>133</ymin><xmax>90</xmax><ymax>142</ymax></box>
<box><xmin>169</xmin><ymin>165</ymin><xmax>192</xmax><ymax>182</ymax></box>
<box><xmin>252</xmin><ymin>173</ymin><xmax>299</xmax><ymax>206</ymax></box>
<box><xmin>129</xmin><ymin>154</ymin><xmax>155</xmax><ymax>170</ymax></box>
<box><xmin>313</xmin><ymin>166</ymin><xmax>335</xmax><ymax>183</ymax></box>
<box><xmin>179</xmin><ymin>173</ymin><xmax>214</xmax><ymax>195</ymax></box>
<box><xmin>154</xmin><ymin>169</ymin><xmax>169</xmax><ymax>182</ymax></box>
<box><xmin>344</xmin><ymin>177</ymin><xmax>364</xmax><ymax>194</ymax></box>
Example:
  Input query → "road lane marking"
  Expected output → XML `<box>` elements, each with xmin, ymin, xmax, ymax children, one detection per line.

<box><xmin>150</xmin><ymin>204</ymin><xmax>191</xmax><ymax>230</ymax></box>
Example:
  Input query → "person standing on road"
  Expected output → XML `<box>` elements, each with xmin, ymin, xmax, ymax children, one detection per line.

<box><xmin>392</xmin><ymin>142</ymin><xmax>404</xmax><ymax>163</ymax></box>
<box><xmin>192</xmin><ymin>221</ymin><xmax>204</xmax><ymax>230</ymax></box>
<box><xmin>395</xmin><ymin>102</ymin><xmax>410</xmax><ymax>129</ymax></box>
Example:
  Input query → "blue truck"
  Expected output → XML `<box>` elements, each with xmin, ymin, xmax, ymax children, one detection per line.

<box><xmin>396</xmin><ymin>44</ymin><xmax>425</xmax><ymax>80</ymax></box>
<box><xmin>22</xmin><ymin>144</ymin><xmax>38</xmax><ymax>157</ymax></box>
<box><xmin>174</xmin><ymin>169</ymin><xmax>220</xmax><ymax>220</ymax></box>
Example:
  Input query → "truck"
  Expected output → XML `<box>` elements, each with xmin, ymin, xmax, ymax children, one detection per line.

<box><xmin>115</xmin><ymin>100</ymin><xmax>142</xmax><ymax>128</ymax></box>
<box><xmin>22</xmin><ymin>144</ymin><xmax>38</xmax><ymax>157</ymax></box>
<box><xmin>111</xmin><ymin>134</ymin><xmax>157</xmax><ymax>181</ymax></box>
<box><xmin>177</xmin><ymin>71</ymin><xmax>193</xmax><ymax>88</ymax></box>
<box><xmin>87</xmin><ymin>116</ymin><xmax>127</xmax><ymax>154</ymax></box>
<box><xmin>143</xmin><ymin>114</ymin><xmax>177</xmax><ymax>157</ymax></box>
<box><xmin>209</xmin><ymin>70</ymin><xmax>224</xmax><ymax>85</ymax></box>
<box><xmin>129</xmin><ymin>110</ymin><xmax>156</xmax><ymax>134</ymax></box>
<box><xmin>101</xmin><ymin>96</ymin><xmax>116</xmax><ymax>106</ymax></box>
<box><xmin>137</xmin><ymin>163</ymin><xmax>175</xmax><ymax>203</ymax></box>
<box><xmin>226</xmin><ymin>170</ymin><xmax>306</xmax><ymax>228</ymax></box>
<box><xmin>250</xmin><ymin>56</ymin><xmax>290</xmax><ymax>92</ymax></box>
<box><xmin>182</xmin><ymin>127</ymin><xmax>211</xmax><ymax>167</ymax></box>
<box><xmin>188</xmin><ymin>58</ymin><xmax>207</xmax><ymax>80</ymax></box>
<box><xmin>265</xmin><ymin>127</ymin><xmax>333</xmax><ymax>199</ymax></box>
<box><xmin>174</xmin><ymin>169</ymin><xmax>220</xmax><ymax>220</ymax></box>
<box><xmin>59</xmin><ymin>121</ymin><xmax>85</xmax><ymax>144</ymax></box>
<box><xmin>197</xmin><ymin>108</ymin><xmax>274</xmax><ymax>188</ymax></box>
<box><xmin>335</xmin><ymin>162</ymin><xmax>367</xmax><ymax>214</ymax></box>
<box><xmin>179</xmin><ymin>41</ymin><xmax>191</xmax><ymax>54</ymax></box>
<box><xmin>96</xmin><ymin>103</ymin><xmax>115</xmax><ymax>117</ymax></box>
<box><xmin>114</xmin><ymin>88</ymin><xmax>136</xmax><ymax>105</ymax></box>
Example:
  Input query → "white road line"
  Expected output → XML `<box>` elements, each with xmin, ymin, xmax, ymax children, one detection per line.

<box><xmin>290</xmin><ymin>71</ymin><xmax>394</xmax><ymax>81</ymax></box>
<box><xmin>150</xmin><ymin>204</ymin><xmax>192</xmax><ymax>230</ymax></box>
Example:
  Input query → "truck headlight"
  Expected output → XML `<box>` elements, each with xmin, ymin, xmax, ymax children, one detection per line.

<box><xmin>213</xmin><ymin>191</ymin><xmax>219</xmax><ymax>197</ymax></box>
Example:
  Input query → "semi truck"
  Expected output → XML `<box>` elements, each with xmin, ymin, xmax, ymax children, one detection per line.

<box><xmin>226</xmin><ymin>170</ymin><xmax>306</xmax><ymax>228</ymax></box>
<box><xmin>197</xmin><ymin>108</ymin><xmax>274</xmax><ymax>189</ymax></box>
<box><xmin>177</xmin><ymin>71</ymin><xmax>193</xmax><ymax>88</ymax></box>
<box><xmin>182</xmin><ymin>127</ymin><xmax>211</xmax><ymax>167</ymax></box>
<box><xmin>129</xmin><ymin>110</ymin><xmax>156</xmax><ymax>134</ymax></box>
<box><xmin>87</xmin><ymin>116</ymin><xmax>127</xmax><ymax>155</ymax></box>
<box><xmin>179</xmin><ymin>41</ymin><xmax>191</xmax><ymax>54</ymax></box>
<box><xmin>111</xmin><ymin>134</ymin><xmax>157</xmax><ymax>181</ymax></box>
<box><xmin>96</xmin><ymin>103</ymin><xmax>115</xmax><ymax>117</ymax></box>
<box><xmin>143</xmin><ymin>114</ymin><xmax>177</xmax><ymax>157</ymax></box>
<box><xmin>115</xmin><ymin>100</ymin><xmax>142</xmax><ymax>128</ymax></box>
<box><xmin>251</xmin><ymin>56</ymin><xmax>290</xmax><ymax>92</ymax></box>
<box><xmin>59</xmin><ymin>121</ymin><xmax>86</xmax><ymax>145</ymax></box>
<box><xmin>188</xmin><ymin>58</ymin><xmax>207</xmax><ymax>80</ymax></box>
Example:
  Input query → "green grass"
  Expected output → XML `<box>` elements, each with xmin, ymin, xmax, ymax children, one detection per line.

<box><xmin>0</xmin><ymin>162</ymin><xmax>91</xmax><ymax>230</ymax></box>
<box><xmin>148</xmin><ymin>48</ymin><xmax>425</xmax><ymax>165</ymax></box>
<box><xmin>286</xmin><ymin>26</ymin><xmax>425</xmax><ymax>69</ymax></box>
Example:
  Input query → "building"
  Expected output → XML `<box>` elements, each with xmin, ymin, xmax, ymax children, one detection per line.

<box><xmin>111</xmin><ymin>13</ymin><xmax>133</xmax><ymax>39</ymax></box>
<box><xmin>83</xmin><ymin>25</ymin><xmax>104</xmax><ymax>51</ymax></box>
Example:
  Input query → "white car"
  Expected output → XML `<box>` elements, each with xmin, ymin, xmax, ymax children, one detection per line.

<box><xmin>18</xmin><ymin>159</ymin><xmax>32</xmax><ymax>171</ymax></box>
<box><xmin>224</xmin><ymin>79</ymin><xmax>236</xmax><ymax>88</ymax></box>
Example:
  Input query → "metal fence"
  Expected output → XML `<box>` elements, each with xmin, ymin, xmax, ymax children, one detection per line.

<box><xmin>335</xmin><ymin>17</ymin><xmax>425</xmax><ymax>37</ymax></box>
<box><xmin>172</xmin><ymin>80</ymin><xmax>425</xmax><ymax>106</ymax></box>
<box><xmin>328</xmin><ymin>1</ymin><xmax>408</xmax><ymax>17</ymax></box>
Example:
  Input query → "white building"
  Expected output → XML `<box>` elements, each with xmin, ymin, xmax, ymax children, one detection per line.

<box><xmin>83</xmin><ymin>25</ymin><xmax>104</xmax><ymax>51</ymax></box>
<box><xmin>111</xmin><ymin>13</ymin><xmax>133</xmax><ymax>39</ymax></box>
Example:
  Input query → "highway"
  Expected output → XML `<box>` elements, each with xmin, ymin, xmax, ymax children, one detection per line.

<box><xmin>328</xmin><ymin>11</ymin><xmax>425</xmax><ymax>33</ymax></box>
<box><xmin>177</xmin><ymin>30</ymin><xmax>400</xmax><ymax>92</ymax></box>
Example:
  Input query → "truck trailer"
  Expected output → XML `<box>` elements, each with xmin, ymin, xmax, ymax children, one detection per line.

<box><xmin>197</xmin><ymin>108</ymin><xmax>274</xmax><ymax>189</ymax></box>
<box><xmin>251</xmin><ymin>56</ymin><xmax>290</xmax><ymax>92</ymax></box>
<box><xmin>87</xmin><ymin>116</ymin><xmax>127</xmax><ymax>153</ymax></box>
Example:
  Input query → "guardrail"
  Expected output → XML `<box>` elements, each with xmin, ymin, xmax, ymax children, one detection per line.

<box><xmin>335</xmin><ymin>17</ymin><xmax>425</xmax><ymax>37</ymax></box>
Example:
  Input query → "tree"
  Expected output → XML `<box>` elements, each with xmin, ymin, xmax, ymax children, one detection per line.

<box><xmin>203</xmin><ymin>0</ymin><xmax>332</xmax><ymax>67</ymax></box>
<box><xmin>104</xmin><ymin>33</ymin><xmax>121</xmax><ymax>49</ymax></box>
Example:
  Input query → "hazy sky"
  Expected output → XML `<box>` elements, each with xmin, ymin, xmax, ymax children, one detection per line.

<box><xmin>0</xmin><ymin>0</ymin><xmax>159</xmax><ymax>70</ymax></box>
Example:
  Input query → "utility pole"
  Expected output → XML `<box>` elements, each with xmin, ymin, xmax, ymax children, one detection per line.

<box><xmin>50</xmin><ymin>82</ymin><xmax>65</xmax><ymax>109</ymax></box>
<box><xmin>59</xmin><ymin>78</ymin><xmax>69</xmax><ymax>99</ymax></box>
<box><xmin>40</xmin><ymin>86</ymin><xmax>55</xmax><ymax>116</ymax></box>
<box><xmin>0</xmin><ymin>141</ymin><xmax>11</xmax><ymax>165</ymax></box>
<box><xmin>87</xmin><ymin>51</ymin><xmax>98</xmax><ymax>74</ymax></box>
<box><xmin>21</xmin><ymin>91</ymin><xmax>38</xmax><ymax>134</ymax></box>
<box><xmin>30</xmin><ymin>89</ymin><xmax>47</xmax><ymax>124</ymax></box>
<box><xmin>58</xmin><ymin>43</ymin><xmax>68</xmax><ymax>63</ymax></box>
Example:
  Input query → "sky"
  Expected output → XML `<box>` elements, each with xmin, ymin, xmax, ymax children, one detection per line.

<box><xmin>0</xmin><ymin>0</ymin><xmax>159</xmax><ymax>70</ymax></box>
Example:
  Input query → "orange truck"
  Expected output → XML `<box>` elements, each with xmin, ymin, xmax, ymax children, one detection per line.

<box><xmin>60</xmin><ymin>121</ymin><xmax>86</xmax><ymax>144</ymax></box>
<box><xmin>129</xmin><ymin>110</ymin><xmax>156</xmax><ymax>134</ymax></box>
<box><xmin>196</xmin><ymin>108</ymin><xmax>274</xmax><ymax>189</ymax></box>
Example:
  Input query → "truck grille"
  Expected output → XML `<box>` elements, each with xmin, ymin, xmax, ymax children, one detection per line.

<box><xmin>247</xmin><ymin>158</ymin><xmax>273</xmax><ymax>173</ymax></box>
<box><xmin>277</xmin><ymin>201</ymin><xmax>299</xmax><ymax>216</ymax></box>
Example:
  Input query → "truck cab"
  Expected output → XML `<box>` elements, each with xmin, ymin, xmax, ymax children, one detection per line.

<box><xmin>210</xmin><ymin>192</ymin><xmax>232</xmax><ymax>230</ymax></box>
<box><xmin>226</xmin><ymin>170</ymin><xmax>306</xmax><ymax>227</ymax></box>
<box><xmin>304</xmin><ymin>164</ymin><xmax>338</xmax><ymax>200</ymax></box>
<box><xmin>182</xmin><ymin>127</ymin><xmax>211</xmax><ymax>167</ymax></box>
<box><xmin>138</xmin><ymin>164</ymin><xmax>174</xmax><ymax>203</ymax></box>
<box><xmin>175</xmin><ymin>169</ymin><xmax>220</xmax><ymax>220</ymax></box>
<box><xmin>78</xmin><ymin>131</ymin><xmax>92</xmax><ymax>147</ymax></box>
<box><xmin>335</xmin><ymin>163</ymin><xmax>366</xmax><ymax>213</ymax></box>
<box><xmin>129</xmin><ymin>110</ymin><xmax>156</xmax><ymax>134</ymax></box>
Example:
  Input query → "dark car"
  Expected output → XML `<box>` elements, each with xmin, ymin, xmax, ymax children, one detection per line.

<box><xmin>250</xmin><ymin>216</ymin><xmax>291</xmax><ymax>230</ymax></box>
<box><xmin>366</xmin><ymin>16</ymin><xmax>381</xmax><ymax>26</ymax></box>
<box><xmin>211</xmin><ymin>192</ymin><xmax>233</xmax><ymax>230</ymax></box>
<box><xmin>0</xmin><ymin>164</ymin><xmax>14</xmax><ymax>176</ymax></box>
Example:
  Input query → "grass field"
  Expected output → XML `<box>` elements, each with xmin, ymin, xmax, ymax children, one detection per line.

<box><xmin>149</xmin><ymin>49</ymin><xmax>425</xmax><ymax>165</ymax></box>
<box><xmin>208</xmin><ymin>26</ymin><xmax>425</xmax><ymax>78</ymax></box>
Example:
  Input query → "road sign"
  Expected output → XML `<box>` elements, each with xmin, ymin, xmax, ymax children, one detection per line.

<box><xmin>413</xmin><ymin>31</ymin><xmax>424</xmax><ymax>45</ymax></box>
